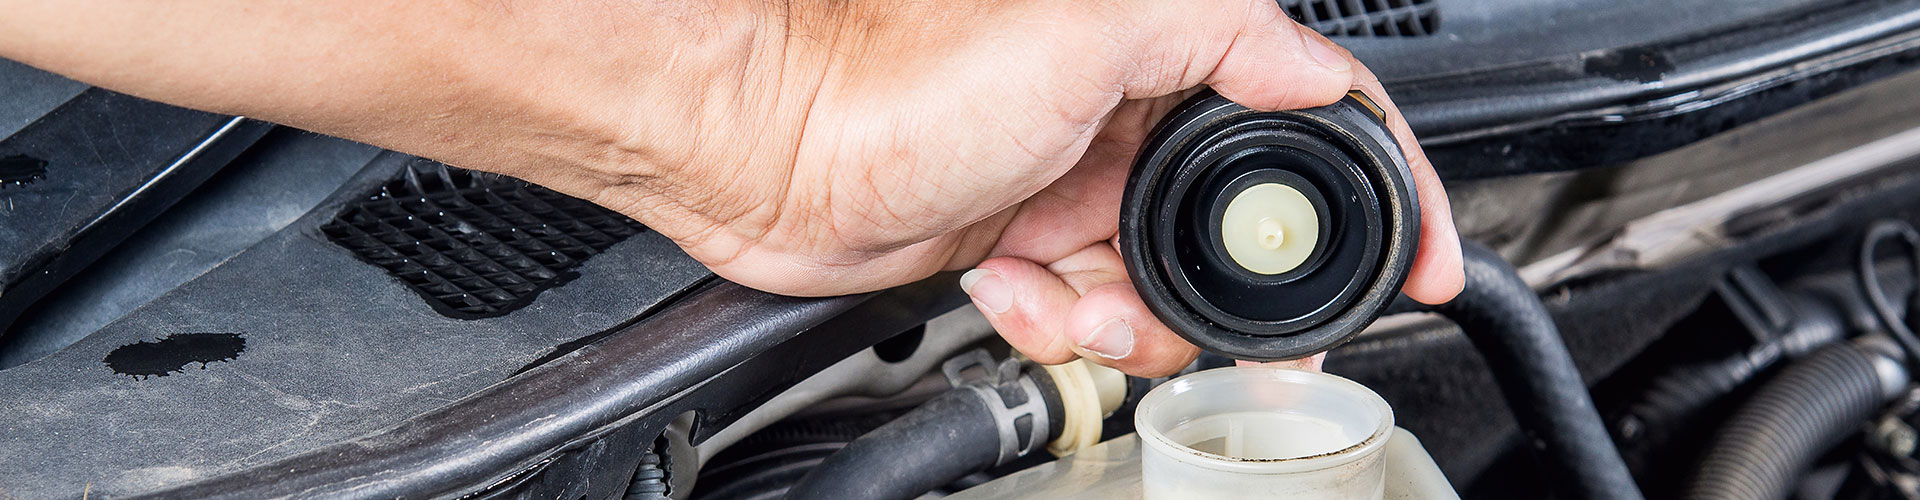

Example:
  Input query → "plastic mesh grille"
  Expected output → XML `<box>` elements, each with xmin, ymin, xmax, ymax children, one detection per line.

<box><xmin>1280</xmin><ymin>0</ymin><xmax>1439</xmax><ymax>37</ymax></box>
<box><xmin>322</xmin><ymin>159</ymin><xmax>647</xmax><ymax>319</ymax></box>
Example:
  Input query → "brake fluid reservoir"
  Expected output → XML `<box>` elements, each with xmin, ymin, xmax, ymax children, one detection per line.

<box><xmin>940</xmin><ymin>365</ymin><xmax>1459</xmax><ymax>500</ymax></box>
<box><xmin>1135</xmin><ymin>367</ymin><xmax>1391</xmax><ymax>500</ymax></box>
<box><xmin>1119</xmin><ymin>90</ymin><xmax>1419</xmax><ymax>361</ymax></box>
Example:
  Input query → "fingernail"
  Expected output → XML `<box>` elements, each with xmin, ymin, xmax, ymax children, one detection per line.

<box><xmin>1077</xmin><ymin>318</ymin><xmax>1135</xmax><ymax>360</ymax></box>
<box><xmin>960</xmin><ymin>269</ymin><xmax>1013</xmax><ymax>314</ymax></box>
<box><xmin>1302</xmin><ymin>31</ymin><xmax>1352</xmax><ymax>72</ymax></box>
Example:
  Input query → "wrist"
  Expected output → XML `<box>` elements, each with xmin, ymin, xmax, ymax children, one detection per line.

<box><xmin>556</xmin><ymin>0</ymin><xmax>819</xmax><ymax>248</ymax></box>
<box><xmin>429</xmin><ymin>2</ymin><xmax>742</xmax><ymax>186</ymax></box>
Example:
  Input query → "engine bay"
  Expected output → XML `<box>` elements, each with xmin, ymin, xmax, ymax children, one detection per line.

<box><xmin>6</xmin><ymin>0</ymin><xmax>1920</xmax><ymax>498</ymax></box>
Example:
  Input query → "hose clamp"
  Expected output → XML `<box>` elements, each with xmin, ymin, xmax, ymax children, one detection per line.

<box><xmin>942</xmin><ymin>351</ymin><xmax>1051</xmax><ymax>466</ymax></box>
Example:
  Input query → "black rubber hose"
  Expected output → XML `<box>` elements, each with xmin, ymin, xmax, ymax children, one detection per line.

<box><xmin>1859</xmin><ymin>220</ymin><xmax>1920</xmax><ymax>360</ymax></box>
<box><xmin>1623</xmin><ymin>351</ymin><xmax>1776</xmax><ymax>436</ymax></box>
<box><xmin>782</xmin><ymin>390</ymin><xmax>1003</xmax><ymax>500</ymax></box>
<box><xmin>1432</xmin><ymin>242</ymin><xmax>1645</xmax><ymax>500</ymax></box>
<box><xmin>1618</xmin><ymin>293</ymin><xmax>1847</xmax><ymax>452</ymax></box>
<box><xmin>1684</xmin><ymin>341</ymin><xmax>1899</xmax><ymax>500</ymax></box>
<box><xmin>623</xmin><ymin>436</ymin><xmax>671</xmax><ymax>500</ymax></box>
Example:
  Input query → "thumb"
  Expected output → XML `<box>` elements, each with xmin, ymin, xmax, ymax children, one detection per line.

<box><xmin>1116</xmin><ymin>0</ymin><xmax>1356</xmax><ymax>111</ymax></box>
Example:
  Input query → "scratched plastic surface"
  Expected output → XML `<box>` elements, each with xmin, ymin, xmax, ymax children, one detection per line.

<box><xmin>944</xmin><ymin>430</ymin><xmax>1458</xmax><ymax>500</ymax></box>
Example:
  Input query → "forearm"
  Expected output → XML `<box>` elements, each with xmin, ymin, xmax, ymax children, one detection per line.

<box><xmin>0</xmin><ymin>1</ymin><xmax>769</xmax><ymax>198</ymax></box>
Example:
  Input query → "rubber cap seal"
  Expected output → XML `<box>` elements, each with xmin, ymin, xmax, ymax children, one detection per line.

<box><xmin>1118</xmin><ymin>91</ymin><xmax>1420</xmax><ymax>361</ymax></box>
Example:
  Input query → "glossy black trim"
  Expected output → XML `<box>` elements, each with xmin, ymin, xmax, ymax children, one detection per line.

<box><xmin>141</xmin><ymin>274</ymin><xmax>967</xmax><ymax>499</ymax></box>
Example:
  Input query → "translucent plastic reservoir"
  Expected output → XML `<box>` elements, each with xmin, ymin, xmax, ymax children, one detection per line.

<box><xmin>943</xmin><ymin>366</ymin><xmax>1456</xmax><ymax>500</ymax></box>
<box><xmin>1162</xmin><ymin>411</ymin><xmax>1353</xmax><ymax>458</ymax></box>
<box><xmin>1136</xmin><ymin>367</ymin><xmax>1394</xmax><ymax>500</ymax></box>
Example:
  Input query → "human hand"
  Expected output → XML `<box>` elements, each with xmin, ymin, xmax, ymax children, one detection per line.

<box><xmin>592</xmin><ymin>0</ymin><xmax>1465</xmax><ymax>376</ymax></box>
<box><xmin>0</xmin><ymin>0</ymin><xmax>1462</xmax><ymax>377</ymax></box>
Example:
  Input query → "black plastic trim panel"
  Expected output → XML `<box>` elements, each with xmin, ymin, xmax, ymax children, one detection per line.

<box><xmin>142</xmin><ymin>276</ymin><xmax>968</xmax><ymax>499</ymax></box>
<box><xmin>322</xmin><ymin>160</ymin><xmax>649</xmax><ymax>319</ymax></box>
<box><xmin>1283</xmin><ymin>0</ymin><xmax>1438</xmax><ymax>38</ymax></box>
<box><xmin>1384</xmin><ymin>0</ymin><xmax>1920</xmax><ymax>178</ymax></box>
<box><xmin>0</xmin><ymin>151</ymin><xmax>711</xmax><ymax>498</ymax></box>
<box><xmin>0</xmin><ymin>89</ymin><xmax>269</xmax><ymax>334</ymax></box>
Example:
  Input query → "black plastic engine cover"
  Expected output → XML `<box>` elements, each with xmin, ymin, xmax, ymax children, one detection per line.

<box><xmin>0</xmin><ymin>87</ymin><xmax>269</xmax><ymax>334</ymax></box>
<box><xmin>0</xmin><ymin>152</ymin><xmax>712</xmax><ymax>497</ymax></box>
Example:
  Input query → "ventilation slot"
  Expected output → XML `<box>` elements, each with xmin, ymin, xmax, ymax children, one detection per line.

<box><xmin>322</xmin><ymin>159</ymin><xmax>647</xmax><ymax>319</ymax></box>
<box><xmin>1280</xmin><ymin>0</ymin><xmax>1439</xmax><ymax>37</ymax></box>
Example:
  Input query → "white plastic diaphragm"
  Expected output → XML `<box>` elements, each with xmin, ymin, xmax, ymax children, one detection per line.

<box><xmin>1219</xmin><ymin>183</ymin><xmax>1319</xmax><ymax>275</ymax></box>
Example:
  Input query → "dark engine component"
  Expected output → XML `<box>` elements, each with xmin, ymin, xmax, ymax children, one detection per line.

<box><xmin>1432</xmin><ymin>242</ymin><xmax>1644</xmax><ymax>500</ymax></box>
<box><xmin>1685</xmin><ymin>339</ymin><xmax>1907</xmax><ymax>500</ymax></box>
<box><xmin>1280</xmin><ymin>0</ymin><xmax>1439</xmax><ymax>38</ymax></box>
<box><xmin>321</xmin><ymin>160</ymin><xmax>650</xmax><ymax>319</ymax></box>
<box><xmin>1120</xmin><ymin>90</ymin><xmax>1420</xmax><ymax>361</ymax></box>
<box><xmin>784</xmin><ymin>352</ymin><xmax>1063</xmax><ymax>500</ymax></box>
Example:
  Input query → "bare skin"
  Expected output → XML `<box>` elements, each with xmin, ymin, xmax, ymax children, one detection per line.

<box><xmin>0</xmin><ymin>0</ymin><xmax>1462</xmax><ymax>377</ymax></box>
